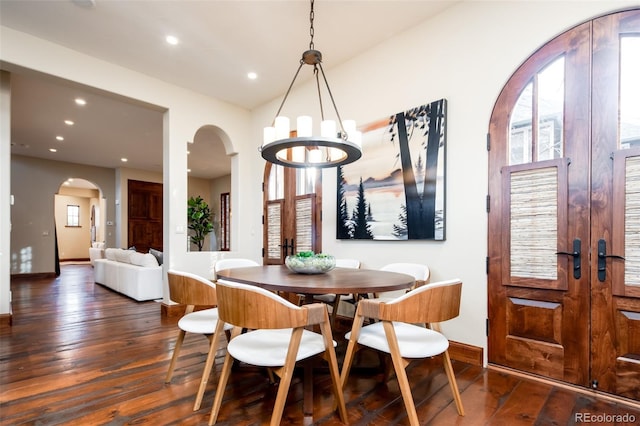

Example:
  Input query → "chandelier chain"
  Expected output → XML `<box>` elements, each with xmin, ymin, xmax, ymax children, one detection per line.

<box><xmin>309</xmin><ymin>0</ymin><xmax>315</xmax><ymax>50</ymax></box>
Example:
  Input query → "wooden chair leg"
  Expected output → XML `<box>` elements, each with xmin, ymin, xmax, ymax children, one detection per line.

<box><xmin>269</xmin><ymin>327</ymin><xmax>304</xmax><ymax>426</ymax></box>
<box><xmin>329</xmin><ymin>296</ymin><xmax>341</xmax><ymax>328</ymax></box>
<box><xmin>340</xmin><ymin>310</ymin><xmax>365</xmax><ymax>389</ymax></box>
<box><xmin>319</xmin><ymin>312</ymin><xmax>348</xmax><ymax>423</ymax></box>
<box><xmin>193</xmin><ymin>322</ymin><xmax>224</xmax><ymax>411</ymax></box>
<box><xmin>208</xmin><ymin>328</ymin><xmax>242</xmax><ymax>425</ymax></box>
<box><xmin>165</xmin><ymin>329</ymin><xmax>186</xmax><ymax>383</ymax></box>
<box><xmin>442</xmin><ymin>350</ymin><xmax>465</xmax><ymax>416</ymax></box>
<box><xmin>382</xmin><ymin>321</ymin><xmax>419</xmax><ymax>426</ymax></box>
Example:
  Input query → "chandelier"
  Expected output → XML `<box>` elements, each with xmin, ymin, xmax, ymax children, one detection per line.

<box><xmin>260</xmin><ymin>0</ymin><xmax>362</xmax><ymax>168</ymax></box>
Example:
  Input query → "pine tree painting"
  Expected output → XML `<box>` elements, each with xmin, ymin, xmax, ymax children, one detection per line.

<box><xmin>336</xmin><ymin>99</ymin><xmax>446</xmax><ymax>240</ymax></box>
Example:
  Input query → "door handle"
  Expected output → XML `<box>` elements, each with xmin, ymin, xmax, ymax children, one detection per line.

<box><xmin>280</xmin><ymin>239</ymin><xmax>289</xmax><ymax>257</ymax></box>
<box><xmin>556</xmin><ymin>238</ymin><xmax>581</xmax><ymax>279</ymax></box>
<box><xmin>280</xmin><ymin>238</ymin><xmax>295</xmax><ymax>257</ymax></box>
<box><xmin>597</xmin><ymin>239</ymin><xmax>625</xmax><ymax>282</ymax></box>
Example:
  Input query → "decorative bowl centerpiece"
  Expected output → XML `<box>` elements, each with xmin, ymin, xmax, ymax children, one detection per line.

<box><xmin>285</xmin><ymin>251</ymin><xmax>336</xmax><ymax>274</ymax></box>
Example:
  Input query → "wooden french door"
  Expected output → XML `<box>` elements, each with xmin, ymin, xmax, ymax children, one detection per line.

<box><xmin>263</xmin><ymin>163</ymin><xmax>322</xmax><ymax>265</ymax></box>
<box><xmin>488</xmin><ymin>10</ymin><xmax>640</xmax><ymax>399</ymax></box>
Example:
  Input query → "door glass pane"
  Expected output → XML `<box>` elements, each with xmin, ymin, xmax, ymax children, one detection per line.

<box><xmin>296</xmin><ymin>167</ymin><xmax>316</xmax><ymax>196</ymax></box>
<box><xmin>537</xmin><ymin>57</ymin><xmax>564</xmax><ymax>160</ymax></box>
<box><xmin>509</xmin><ymin>82</ymin><xmax>533</xmax><ymax>165</ymax></box>
<box><xmin>268</xmin><ymin>164</ymin><xmax>284</xmax><ymax>200</ymax></box>
<box><xmin>620</xmin><ymin>36</ymin><xmax>640</xmax><ymax>149</ymax></box>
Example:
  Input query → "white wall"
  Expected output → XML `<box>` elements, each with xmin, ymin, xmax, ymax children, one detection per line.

<box><xmin>1</xmin><ymin>72</ymin><xmax>11</xmax><ymax>315</ymax></box>
<box><xmin>2</xmin><ymin>1</ymin><xmax>638</xmax><ymax>361</ymax></box>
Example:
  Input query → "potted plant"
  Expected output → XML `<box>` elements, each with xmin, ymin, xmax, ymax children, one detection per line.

<box><xmin>187</xmin><ymin>196</ymin><xmax>214</xmax><ymax>251</ymax></box>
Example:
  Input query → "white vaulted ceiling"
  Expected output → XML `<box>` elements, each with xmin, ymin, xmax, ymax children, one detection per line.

<box><xmin>1</xmin><ymin>0</ymin><xmax>460</xmax><ymax>179</ymax></box>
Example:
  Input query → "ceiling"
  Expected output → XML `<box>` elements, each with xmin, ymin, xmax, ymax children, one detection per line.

<box><xmin>1</xmin><ymin>0</ymin><xmax>459</xmax><ymax>184</ymax></box>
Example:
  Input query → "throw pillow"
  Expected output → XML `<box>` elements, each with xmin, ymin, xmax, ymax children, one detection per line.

<box><xmin>149</xmin><ymin>248</ymin><xmax>163</xmax><ymax>265</ymax></box>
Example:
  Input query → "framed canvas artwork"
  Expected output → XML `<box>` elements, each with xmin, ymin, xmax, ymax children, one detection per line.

<box><xmin>336</xmin><ymin>98</ymin><xmax>447</xmax><ymax>240</ymax></box>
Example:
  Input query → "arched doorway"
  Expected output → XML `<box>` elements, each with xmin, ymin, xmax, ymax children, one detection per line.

<box><xmin>188</xmin><ymin>125</ymin><xmax>232</xmax><ymax>251</ymax></box>
<box><xmin>488</xmin><ymin>9</ymin><xmax>640</xmax><ymax>399</ymax></box>
<box><xmin>54</xmin><ymin>178</ymin><xmax>105</xmax><ymax>263</ymax></box>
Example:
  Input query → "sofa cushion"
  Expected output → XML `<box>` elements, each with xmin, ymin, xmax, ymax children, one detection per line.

<box><xmin>105</xmin><ymin>248</ymin><xmax>118</xmax><ymax>261</ymax></box>
<box><xmin>114</xmin><ymin>248</ymin><xmax>133</xmax><ymax>264</ymax></box>
<box><xmin>130</xmin><ymin>252</ymin><xmax>159</xmax><ymax>268</ymax></box>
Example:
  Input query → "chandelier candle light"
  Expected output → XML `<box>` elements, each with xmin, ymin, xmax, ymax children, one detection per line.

<box><xmin>260</xmin><ymin>0</ymin><xmax>362</xmax><ymax>168</ymax></box>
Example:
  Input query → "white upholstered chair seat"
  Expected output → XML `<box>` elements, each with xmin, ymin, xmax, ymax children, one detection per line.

<box><xmin>227</xmin><ymin>328</ymin><xmax>336</xmax><ymax>367</ymax></box>
<box><xmin>346</xmin><ymin>321</ymin><xmax>449</xmax><ymax>359</ymax></box>
<box><xmin>178</xmin><ymin>308</ymin><xmax>233</xmax><ymax>335</ymax></box>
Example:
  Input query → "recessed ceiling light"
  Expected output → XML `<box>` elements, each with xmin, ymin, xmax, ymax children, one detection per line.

<box><xmin>187</xmin><ymin>168</ymin><xmax>192</xmax><ymax>173</ymax></box>
<box><xmin>75</xmin><ymin>98</ymin><xmax>86</xmax><ymax>106</ymax></box>
<box><xmin>166</xmin><ymin>35</ymin><xmax>179</xmax><ymax>45</ymax></box>
<box><xmin>121</xmin><ymin>158</ymin><xmax>128</xmax><ymax>162</ymax></box>
<box><xmin>247</xmin><ymin>72</ymin><xmax>258</xmax><ymax>80</ymax></box>
<box><xmin>56</xmin><ymin>136</ymin><xmax>64</xmax><ymax>141</ymax></box>
<box><xmin>49</xmin><ymin>148</ymin><xmax>57</xmax><ymax>153</ymax></box>
<box><xmin>64</xmin><ymin>120</ymin><xmax>74</xmax><ymax>126</ymax></box>
<box><xmin>187</xmin><ymin>150</ymin><xmax>191</xmax><ymax>155</ymax></box>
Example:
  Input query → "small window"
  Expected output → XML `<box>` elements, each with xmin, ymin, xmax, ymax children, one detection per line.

<box><xmin>509</xmin><ymin>56</ymin><xmax>565</xmax><ymax>165</ymax></box>
<box><xmin>67</xmin><ymin>205</ymin><xmax>80</xmax><ymax>227</ymax></box>
<box><xmin>620</xmin><ymin>35</ymin><xmax>640</xmax><ymax>149</ymax></box>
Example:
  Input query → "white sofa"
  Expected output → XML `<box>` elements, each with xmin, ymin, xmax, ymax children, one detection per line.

<box><xmin>93</xmin><ymin>248</ymin><xmax>163</xmax><ymax>301</ymax></box>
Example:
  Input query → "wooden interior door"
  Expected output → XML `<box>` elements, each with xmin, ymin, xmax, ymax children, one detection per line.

<box><xmin>128</xmin><ymin>179</ymin><xmax>162</xmax><ymax>253</ymax></box>
<box><xmin>488</xmin><ymin>9</ymin><xmax>640</xmax><ymax>399</ymax></box>
<box><xmin>263</xmin><ymin>162</ymin><xmax>322</xmax><ymax>265</ymax></box>
<box><xmin>590</xmin><ymin>11</ymin><xmax>640</xmax><ymax>398</ymax></box>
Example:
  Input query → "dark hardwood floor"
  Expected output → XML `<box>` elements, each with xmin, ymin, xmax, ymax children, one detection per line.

<box><xmin>2</xmin><ymin>264</ymin><xmax>639</xmax><ymax>425</ymax></box>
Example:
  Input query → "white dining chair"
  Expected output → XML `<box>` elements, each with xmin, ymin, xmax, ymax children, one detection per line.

<box><xmin>208</xmin><ymin>279</ymin><xmax>347</xmax><ymax>425</ymax></box>
<box><xmin>341</xmin><ymin>279</ymin><xmax>465</xmax><ymax>426</ymax></box>
<box><xmin>374</xmin><ymin>262</ymin><xmax>430</xmax><ymax>300</ymax></box>
<box><xmin>165</xmin><ymin>270</ymin><xmax>233</xmax><ymax>411</ymax></box>
<box><xmin>213</xmin><ymin>258</ymin><xmax>259</xmax><ymax>280</ymax></box>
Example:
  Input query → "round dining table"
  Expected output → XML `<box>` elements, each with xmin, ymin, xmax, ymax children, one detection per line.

<box><xmin>215</xmin><ymin>264</ymin><xmax>415</xmax><ymax>302</ymax></box>
<box><xmin>214</xmin><ymin>264</ymin><xmax>415</xmax><ymax>424</ymax></box>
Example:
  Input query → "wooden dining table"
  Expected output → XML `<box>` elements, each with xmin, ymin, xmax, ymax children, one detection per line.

<box><xmin>215</xmin><ymin>264</ymin><xmax>415</xmax><ymax>424</ymax></box>
<box><xmin>215</xmin><ymin>264</ymin><xmax>415</xmax><ymax>302</ymax></box>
